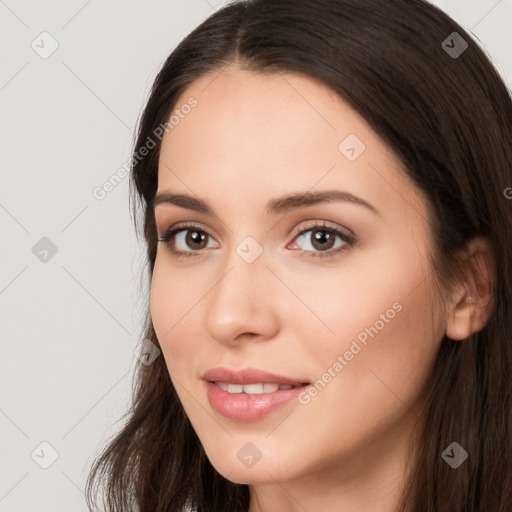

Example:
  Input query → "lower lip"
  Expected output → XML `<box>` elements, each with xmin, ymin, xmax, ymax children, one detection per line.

<box><xmin>205</xmin><ymin>381</ymin><xmax>309</xmax><ymax>422</ymax></box>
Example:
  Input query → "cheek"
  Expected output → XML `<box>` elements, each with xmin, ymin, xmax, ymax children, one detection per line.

<box><xmin>283</xmin><ymin>274</ymin><xmax>440</xmax><ymax>470</ymax></box>
<box><xmin>286</xmin><ymin>240</ymin><xmax>433</xmax><ymax>352</ymax></box>
<box><xmin>149</xmin><ymin>259</ymin><xmax>199</xmax><ymax>376</ymax></box>
<box><xmin>290</xmin><ymin>239</ymin><xmax>440</xmax><ymax>407</ymax></box>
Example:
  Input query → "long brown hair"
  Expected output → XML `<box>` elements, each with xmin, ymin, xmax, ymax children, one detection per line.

<box><xmin>85</xmin><ymin>1</ymin><xmax>512</xmax><ymax>510</ymax></box>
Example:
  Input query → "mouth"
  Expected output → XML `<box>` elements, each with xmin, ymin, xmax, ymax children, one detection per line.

<box><xmin>202</xmin><ymin>368</ymin><xmax>311</xmax><ymax>422</ymax></box>
<box><xmin>210</xmin><ymin>381</ymin><xmax>309</xmax><ymax>394</ymax></box>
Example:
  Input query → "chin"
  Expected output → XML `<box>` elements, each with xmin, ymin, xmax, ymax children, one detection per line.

<box><xmin>204</xmin><ymin>447</ymin><xmax>300</xmax><ymax>485</ymax></box>
<box><xmin>214</xmin><ymin>465</ymin><xmax>280</xmax><ymax>485</ymax></box>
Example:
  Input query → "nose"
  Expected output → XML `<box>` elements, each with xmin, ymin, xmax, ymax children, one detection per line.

<box><xmin>204</xmin><ymin>243</ymin><xmax>281</xmax><ymax>346</ymax></box>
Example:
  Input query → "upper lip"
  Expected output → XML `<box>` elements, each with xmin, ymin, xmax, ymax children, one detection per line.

<box><xmin>202</xmin><ymin>367</ymin><xmax>309</xmax><ymax>386</ymax></box>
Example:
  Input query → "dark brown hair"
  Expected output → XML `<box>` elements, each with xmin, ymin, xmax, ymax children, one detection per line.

<box><xmin>85</xmin><ymin>0</ymin><xmax>512</xmax><ymax>510</ymax></box>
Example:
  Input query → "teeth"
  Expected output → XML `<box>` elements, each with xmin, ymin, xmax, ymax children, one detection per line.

<box><xmin>214</xmin><ymin>382</ymin><xmax>296</xmax><ymax>394</ymax></box>
<box><xmin>217</xmin><ymin>382</ymin><xmax>242</xmax><ymax>393</ymax></box>
<box><xmin>243</xmin><ymin>383</ymin><xmax>265</xmax><ymax>394</ymax></box>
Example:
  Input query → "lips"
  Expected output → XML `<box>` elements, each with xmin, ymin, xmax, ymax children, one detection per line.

<box><xmin>202</xmin><ymin>367</ymin><xmax>309</xmax><ymax>386</ymax></box>
<box><xmin>202</xmin><ymin>367</ymin><xmax>311</xmax><ymax>422</ymax></box>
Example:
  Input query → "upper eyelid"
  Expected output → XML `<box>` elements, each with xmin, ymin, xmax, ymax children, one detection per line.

<box><xmin>159</xmin><ymin>220</ymin><xmax>215</xmax><ymax>237</ymax></box>
<box><xmin>289</xmin><ymin>220</ymin><xmax>354</xmax><ymax>238</ymax></box>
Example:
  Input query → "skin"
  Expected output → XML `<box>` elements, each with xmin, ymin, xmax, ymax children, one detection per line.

<box><xmin>150</xmin><ymin>64</ymin><xmax>492</xmax><ymax>512</ymax></box>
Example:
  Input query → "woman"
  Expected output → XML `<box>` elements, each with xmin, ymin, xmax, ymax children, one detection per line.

<box><xmin>85</xmin><ymin>0</ymin><xmax>512</xmax><ymax>510</ymax></box>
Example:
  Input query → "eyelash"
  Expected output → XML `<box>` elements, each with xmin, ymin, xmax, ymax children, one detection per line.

<box><xmin>157</xmin><ymin>220</ymin><xmax>357</xmax><ymax>260</ymax></box>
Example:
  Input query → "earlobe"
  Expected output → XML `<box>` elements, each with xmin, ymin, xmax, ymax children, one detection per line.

<box><xmin>444</xmin><ymin>237</ymin><xmax>496</xmax><ymax>341</ymax></box>
<box><xmin>445</xmin><ymin>292</ymin><xmax>477</xmax><ymax>341</ymax></box>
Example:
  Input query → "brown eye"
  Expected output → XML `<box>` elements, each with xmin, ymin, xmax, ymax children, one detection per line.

<box><xmin>157</xmin><ymin>224</ymin><xmax>219</xmax><ymax>257</ymax></box>
<box><xmin>184</xmin><ymin>230</ymin><xmax>208</xmax><ymax>250</ymax></box>
<box><xmin>309</xmin><ymin>230</ymin><xmax>336</xmax><ymax>251</ymax></box>
<box><xmin>290</xmin><ymin>221</ymin><xmax>356</xmax><ymax>259</ymax></box>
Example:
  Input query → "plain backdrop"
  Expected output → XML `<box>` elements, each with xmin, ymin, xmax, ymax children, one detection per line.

<box><xmin>1</xmin><ymin>1</ymin><xmax>511</xmax><ymax>510</ymax></box>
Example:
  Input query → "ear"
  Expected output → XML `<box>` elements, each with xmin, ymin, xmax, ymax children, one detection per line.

<box><xmin>445</xmin><ymin>236</ymin><xmax>496</xmax><ymax>341</ymax></box>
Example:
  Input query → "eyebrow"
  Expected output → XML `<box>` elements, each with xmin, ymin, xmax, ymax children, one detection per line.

<box><xmin>153</xmin><ymin>189</ymin><xmax>380</xmax><ymax>217</ymax></box>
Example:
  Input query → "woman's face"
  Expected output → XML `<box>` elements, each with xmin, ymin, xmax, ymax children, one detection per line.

<box><xmin>151</xmin><ymin>66</ymin><xmax>445</xmax><ymax>488</ymax></box>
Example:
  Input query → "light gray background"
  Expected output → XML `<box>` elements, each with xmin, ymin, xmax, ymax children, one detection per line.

<box><xmin>1</xmin><ymin>1</ymin><xmax>511</xmax><ymax>510</ymax></box>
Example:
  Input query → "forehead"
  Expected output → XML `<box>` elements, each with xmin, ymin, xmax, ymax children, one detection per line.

<box><xmin>156</xmin><ymin>65</ymin><xmax>427</xmax><ymax>225</ymax></box>
<box><xmin>159</xmin><ymin>66</ymin><xmax>381</xmax><ymax>167</ymax></box>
